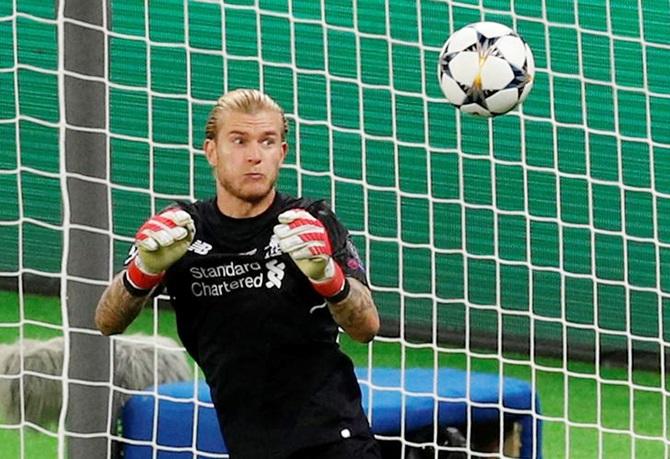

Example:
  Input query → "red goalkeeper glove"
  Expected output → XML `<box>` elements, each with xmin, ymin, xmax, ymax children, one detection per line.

<box><xmin>125</xmin><ymin>208</ymin><xmax>195</xmax><ymax>294</ymax></box>
<box><xmin>273</xmin><ymin>209</ymin><xmax>349</xmax><ymax>303</ymax></box>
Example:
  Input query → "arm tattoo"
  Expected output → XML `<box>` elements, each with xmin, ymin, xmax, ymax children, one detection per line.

<box><xmin>327</xmin><ymin>277</ymin><xmax>380</xmax><ymax>343</ymax></box>
<box><xmin>95</xmin><ymin>272</ymin><xmax>149</xmax><ymax>335</ymax></box>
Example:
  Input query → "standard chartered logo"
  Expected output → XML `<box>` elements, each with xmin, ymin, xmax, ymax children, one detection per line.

<box><xmin>265</xmin><ymin>259</ymin><xmax>285</xmax><ymax>288</ymax></box>
<box><xmin>190</xmin><ymin>259</ymin><xmax>286</xmax><ymax>296</ymax></box>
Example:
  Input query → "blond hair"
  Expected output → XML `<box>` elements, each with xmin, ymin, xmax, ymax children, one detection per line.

<box><xmin>204</xmin><ymin>89</ymin><xmax>288</xmax><ymax>141</ymax></box>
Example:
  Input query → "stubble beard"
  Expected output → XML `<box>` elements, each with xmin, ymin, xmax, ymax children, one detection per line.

<box><xmin>218</xmin><ymin>172</ymin><xmax>277</xmax><ymax>205</ymax></box>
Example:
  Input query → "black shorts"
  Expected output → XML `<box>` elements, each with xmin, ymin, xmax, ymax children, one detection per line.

<box><xmin>286</xmin><ymin>433</ymin><xmax>381</xmax><ymax>459</ymax></box>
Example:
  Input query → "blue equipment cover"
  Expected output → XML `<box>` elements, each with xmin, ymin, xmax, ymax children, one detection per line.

<box><xmin>122</xmin><ymin>368</ymin><xmax>542</xmax><ymax>458</ymax></box>
<box><xmin>356</xmin><ymin>367</ymin><xmax>542</xmax><ymax>457</ymax></box>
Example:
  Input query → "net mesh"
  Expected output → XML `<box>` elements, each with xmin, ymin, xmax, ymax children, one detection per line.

<box><xmin>1</xmin><ymin>0</ymin><xmax>670</xmax><ymax>457</ymax></box>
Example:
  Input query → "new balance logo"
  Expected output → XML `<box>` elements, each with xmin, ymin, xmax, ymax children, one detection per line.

<box><xmin>188</xmin><ymin>240</ymin><xmax>213</xmax><ymax>255</ymax></box>
<box><xmin>265</xmin><ymin>259</ymin><xmax>285</xmax><ymax>288</ymax></box>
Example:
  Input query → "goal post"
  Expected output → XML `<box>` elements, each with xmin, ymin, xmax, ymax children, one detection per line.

<box><xmin>1</xmin><ymin>0</ymin><xmax>669</xmax><ymax>458</ymax></box>
<box><xmin>61</xmin><ymin>0</ymin><xmax>112</xmax><ymax>458</ymax></box>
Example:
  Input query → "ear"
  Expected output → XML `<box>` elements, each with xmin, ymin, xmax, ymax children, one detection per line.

<box><xmin>204</xmin><ymin>139</ymin><xmax>218</xmax><ymax>167</ymax></box>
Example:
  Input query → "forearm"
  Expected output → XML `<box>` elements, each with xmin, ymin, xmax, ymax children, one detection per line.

<box><xmin>327</xmin><ymin>277</ymin><xmax>380</xmax><ymax>343</ymax></box>
<box><xmin>95</xmin><ymin>271</ymin><xmax>149</xmax><ymax>336</ymax></box>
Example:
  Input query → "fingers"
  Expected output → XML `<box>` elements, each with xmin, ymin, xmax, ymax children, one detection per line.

<box><xmin>275</xmin><ymin>209</ymin><xmax>324</xmax><ymax>239</ymax></box>
<box><xmin>273</xmin><ymin>220</ymin><xmax>323</xmax><ymax>239</ymax></box>
<box><xmin>274</xmin><ymin>209</ymin><xmax>330</xmax><ymax>259</ymax></box>
<box><xmin>275</xmin><ymin>233</ymin><xmax>328</xmax><ymax>259</ymax></box>
<box><xmin>277</xmin><ymin>209</ymin><xmax>317</xmax><ymax>225</ymax></box>
<box><xmin>136</xmin><ymin>209</ymin><xmax>195</xmax><ymax>252</ymax></box>
<box><xmin>168</xmin><ymin>209</ymin><xmax>196</xmax><ymax>238</ymax></box>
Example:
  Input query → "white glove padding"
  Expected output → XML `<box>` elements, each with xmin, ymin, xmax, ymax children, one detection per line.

<box><xmin>134</xmin><ymin>209</ymin><xmax>195</xmax><ymax>275</ymax></box>
<box><xmin>273</xmin><ymin>209</ymin><xmax>336</xmax><ymax>281</ymax></box>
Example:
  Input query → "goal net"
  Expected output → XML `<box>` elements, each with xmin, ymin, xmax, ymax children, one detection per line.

<box><xmin>1</xmin><ymin>0</ymin><xmax>669</xmax><ymax>457</ymax></box>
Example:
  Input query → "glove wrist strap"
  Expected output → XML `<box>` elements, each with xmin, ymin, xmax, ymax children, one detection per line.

<box><xmin>311</xmin><ymin>261</ymin><xmax>349</xmax><ymax>302</ymax></box>
<box><xmin>325</xmin><ymin>278</ymin><xmax>350</xmax><ymax>304</ymax></box>
<box><xmin>125</xmin><ymin>257</ymin><xmax>164</xmax><ymax>294</ymax></box>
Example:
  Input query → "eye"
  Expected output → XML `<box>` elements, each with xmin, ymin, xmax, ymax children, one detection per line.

<box><xmin>262</xmin><ymin>138</ymin><xmax>276</xmax><ymax>147</ymax></box>
<box><xmin>232</xmin><ymin>137</ymin><xmax>244</xmax><ymax>145</ymax></box>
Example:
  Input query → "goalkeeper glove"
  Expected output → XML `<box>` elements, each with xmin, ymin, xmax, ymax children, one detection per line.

<box><xmin>273</xmin><ymin>209</ymin><xmax>349</xmax><ymax>302</ymax></box>
<box><xmin>125</xmin><ymin>208</ymin><xmax>195</xmax><ymax>294</ymax></box>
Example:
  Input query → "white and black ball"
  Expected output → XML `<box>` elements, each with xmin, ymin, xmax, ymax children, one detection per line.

<box><xmin>438</xmin><ymin>21</ymin><xmax>535</xmax><ymax>117</ymax></box>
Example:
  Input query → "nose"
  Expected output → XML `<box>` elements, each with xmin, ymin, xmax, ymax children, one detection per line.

<box><xmin>246</xmin><ymin>145</ymin><xmax>262</xmax><ymax>164</ymax></box>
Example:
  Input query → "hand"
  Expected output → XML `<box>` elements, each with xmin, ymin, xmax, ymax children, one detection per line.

<box><xmin>125</xmin><ymin>209</ymin><xmax>195</xmax><ymax>293</ymax></box>
<box><xmin>273</xmin><ymin>209</ymin><xmax>348</xmax><ymax>301</ymax></box>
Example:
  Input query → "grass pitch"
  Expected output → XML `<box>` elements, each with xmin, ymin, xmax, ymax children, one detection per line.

<box><xmin>0</xmin><ymin>291</ymin><xmax>665</xmax><ymax>458</ymax></box>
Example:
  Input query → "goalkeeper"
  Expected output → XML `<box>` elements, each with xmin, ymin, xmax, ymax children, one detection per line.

<box><xmin>95</xmin><ymin>89</ymin><xmax>381</xmax><ymax>459</ymax></box>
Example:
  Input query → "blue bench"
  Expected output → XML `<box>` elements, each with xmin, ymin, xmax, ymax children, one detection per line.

<box><xmin>122</xmin><ymin>367</ymin><xmax>542</xmax><ymax>458</ymax></box>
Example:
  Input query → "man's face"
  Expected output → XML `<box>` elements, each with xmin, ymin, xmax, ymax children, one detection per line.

<box><xmin>204</xmin><ymin>109</ymin><xmax>287</xmax><ymax>204</ymax></box>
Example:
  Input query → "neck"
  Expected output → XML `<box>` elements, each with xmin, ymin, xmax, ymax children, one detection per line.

<box><xmin>216</xmin><ymin>187</ymin><xmax>276</xmax><ymax>218</ymax></box>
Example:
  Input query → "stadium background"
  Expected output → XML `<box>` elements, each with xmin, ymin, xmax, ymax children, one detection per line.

<box><xmin>1</xmin><ymin>0</ymin><xmax>669</xmax><ymax>457</ymax></box>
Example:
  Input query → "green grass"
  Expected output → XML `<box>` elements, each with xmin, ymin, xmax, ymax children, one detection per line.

<box><xmin>1</xmin><ymin>291</ymin><xmax>667</xmax><ymax>458</ymax></box>
<box><xmin>0</xmin><ymin>427</ymin><xmax>59</xmax><ymax>459</ymax></box>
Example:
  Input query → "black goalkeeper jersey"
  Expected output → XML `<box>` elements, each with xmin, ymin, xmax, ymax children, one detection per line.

<box><xmin>162</xmin><ymin>192</ymin><xmax>372</xmax><ymax>459</ymax></box>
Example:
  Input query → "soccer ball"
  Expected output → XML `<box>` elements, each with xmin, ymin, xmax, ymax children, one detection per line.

<box><xmin>437</xmin><ymin>22</ymin><xmax>535</xmax><ymax>117</ymax></box>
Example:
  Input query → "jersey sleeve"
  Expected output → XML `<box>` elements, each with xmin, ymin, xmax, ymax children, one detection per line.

<box><xmin>308</xmin><ymin>201</ymin><xmax>369</xmax><ymax>287</ymax></box>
